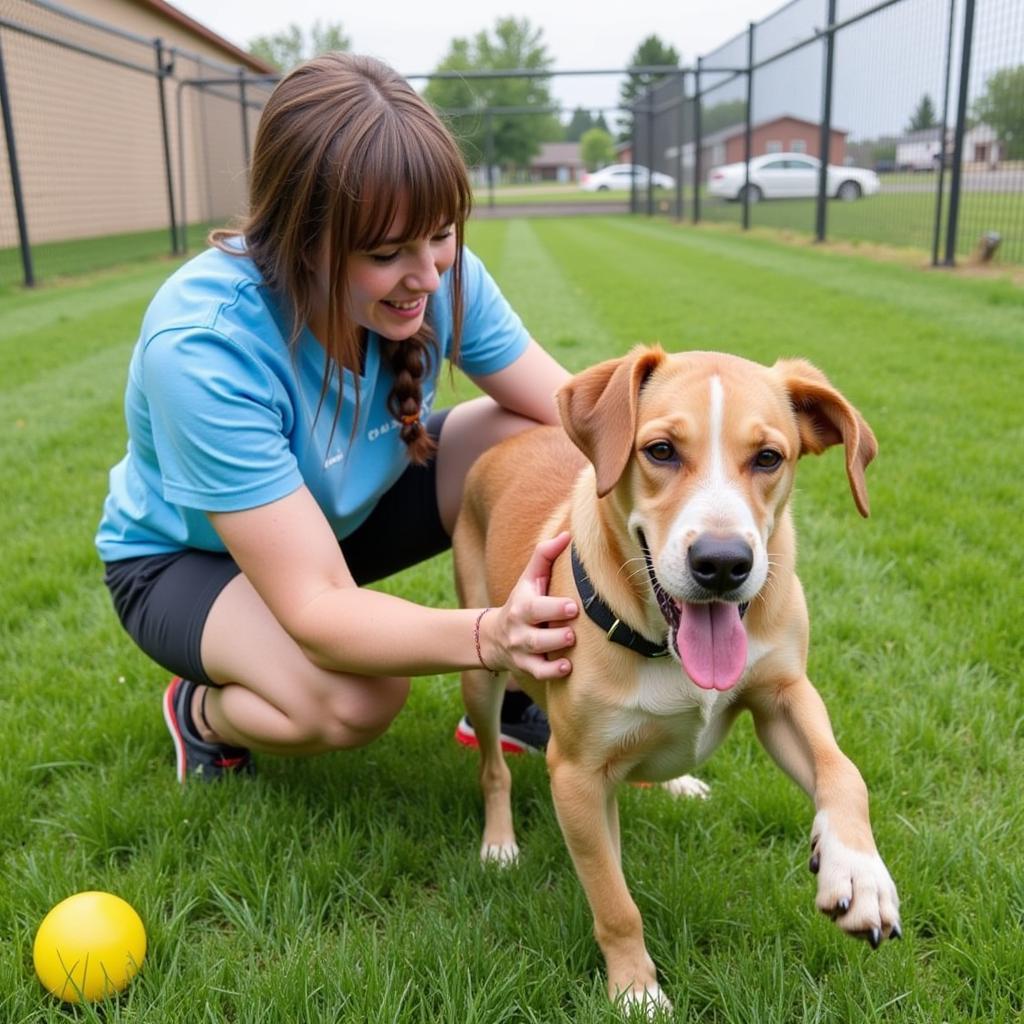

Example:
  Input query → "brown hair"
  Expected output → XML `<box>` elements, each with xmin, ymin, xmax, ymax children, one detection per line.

<box><xmin>211</xmin><ymin>52</ymin><xmax>472</xmax><ymax>463</ymax></box>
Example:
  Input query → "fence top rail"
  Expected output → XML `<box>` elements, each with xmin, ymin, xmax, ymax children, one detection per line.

<box><xmin>167</xmin><ymin>46</ymin><xmax>272</xmax><ymax>78</ymax></box>
<box><xmin>22</xmin><ymin>0</ymin><xmax>153</xmax><ymax>47</ymax></box>
<box><xmin>404</xmin><ymin>64</ymin><xmax>688</xmax><ymax>81</ymax></box>
<box><xmin>0</xmin><ymin>14</ymin><xmax>157</xmax><ymax>76</ymax></box>
<box><xmin>20</xmin><ymin>0</ymin><xmax>272</xmax><ymax>78</ymax></box>
<box><xmin>438</xmin><ymin>102</ymin><xmax>629</xmax><ymax>116</ymax></box>
<box><xmin>177</xmin><ymin>74</ymin><xmax>281</xmax><ymax>87</ymax></box>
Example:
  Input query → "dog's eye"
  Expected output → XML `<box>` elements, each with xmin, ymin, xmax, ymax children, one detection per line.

<box><xmin>644</xmin><ymin>441</ymin><xmax>678</xmax><ymax>464</ymax></box>
<box><xmin>754</xmin><ymin>448</ymin><xmax>783</xmax><ymax>471</ymax></box>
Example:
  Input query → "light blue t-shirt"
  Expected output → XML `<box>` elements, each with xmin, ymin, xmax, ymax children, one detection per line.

<box><xmin>96</xmin><ymin>245</ymin><xmax>530</xmax><ymax>561</ymax></box>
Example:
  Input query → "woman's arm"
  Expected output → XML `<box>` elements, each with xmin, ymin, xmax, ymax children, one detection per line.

<box><xmin>208</xmin><ymin>485</ymin><xmax>576</xmax><ymax>681</ymax></box>
<box><xmin>469</xmin><ymin>338</ymin><xmax>571</xmax><ymax>425</ymax></box>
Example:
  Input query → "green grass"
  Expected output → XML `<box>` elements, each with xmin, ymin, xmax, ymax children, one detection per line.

<box><xmin>472</xmin><ymin>183</ymin><xmax>1024</xmax><ymax>265</ymax></box>
<box><xmin>2</xmin><ymin>218</ymin><xmax>1023</xmax><ymax>1021</ymax></box>
<box><xmin>0</xmin><ymin>223</ymin><xmax>218</xmax><ymax>290</ymax></box>
<box><xmin>701</xmin><ymin>190</ymin><xmax>1024</xmax><ymax>264</ymax></box>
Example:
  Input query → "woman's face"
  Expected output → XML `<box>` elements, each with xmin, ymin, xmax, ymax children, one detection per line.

<box><xmin>333</xmin><ymin>204</ymin><xmax>457</xmax><ymax>343</ymax></box>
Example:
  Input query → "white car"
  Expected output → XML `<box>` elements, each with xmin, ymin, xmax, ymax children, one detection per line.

<box><xmin>580</xmin><ymin>164</ymin><xmax>676</xmax><ymax>192</ymax></box>
<box><xmin>707</xmin><ymin>153</ymin><xmax>880</xmax><ymax>202</ymax></box>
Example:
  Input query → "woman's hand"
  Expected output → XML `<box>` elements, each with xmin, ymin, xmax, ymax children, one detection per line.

<box><xmin>481</xmin><ymin>532</ymin><xmax>578</xmax><ymax>680</ymax></box>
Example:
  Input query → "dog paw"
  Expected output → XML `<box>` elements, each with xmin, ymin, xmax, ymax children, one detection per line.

<box><xmin>660</xmin><ymin>774</ymin><xmax>711</xmax><ymax>800</ymax></box>
<box><xmin>809</xmin><ymin>811</ymin><xmax>901</xmax><ymax>946</ymax></box>
<box><xmin>617</xmin><ymin>983</ymin><xmax>672</xmax><ymax>1019</ymax></box>
<box><xmin>480</xmin><ymin>840</ymin><xmax>519</xmax><ymax>867</ymax></box>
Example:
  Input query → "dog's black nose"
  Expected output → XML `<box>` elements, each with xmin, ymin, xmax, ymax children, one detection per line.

<box><xmin>688</xmin><ymin>536</ymin><xmax>753</xmax><ymax>594</ymax></box>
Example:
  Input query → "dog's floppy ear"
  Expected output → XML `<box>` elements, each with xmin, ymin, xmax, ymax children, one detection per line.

<box><xmin>775</xmin><ymin>358</ymin><xmax>878</xmax><ymax>517</ymax></box>
<box><xmin>557</xmin><ymin>346</ymin><xmax>666</xmax><ymax>497</ymax></box>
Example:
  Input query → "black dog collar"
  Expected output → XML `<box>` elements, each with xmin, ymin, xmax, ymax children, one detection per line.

<box><xmin>571</xmin><ymin>544</ymin><xmax>670</xmax><ymax>659</ymax></box>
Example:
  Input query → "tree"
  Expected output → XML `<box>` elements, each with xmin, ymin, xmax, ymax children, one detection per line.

<box><xmin>565</xmin><ymin>107</ymin><xmax>612</xmax><ymax>142</ymax></box>
<box><xmin>424</xmin><ymin>18</ymin><xmax>561</xmax><ymax>170</ymax></box>
<box><xmin>248</xmin><ymin>20</ymin><xmax>350</xmax><ymax>71</ymax></box>
<box><xmin>906</xmin><ymin>93</ymin><xmax>938</xmax><ymax>133</ymax></box>
<box><xmin>973</xmin><ymin>65</ymin><xmax>1024</xmax><ymax>160</ymax></box>
<box><xmin>565</xmin><ymin>107</ymin><xmax>595</xmax><ymax>142</ymax></box>
<box><xmin>580</xmin><ymin>127</ymin><xmax>615</xmax><ymax>171</ymax></box>
<box><xmin>618</xmin><ymin>35</ymin><xmax>681</xmax><ymax>140</ymax></box>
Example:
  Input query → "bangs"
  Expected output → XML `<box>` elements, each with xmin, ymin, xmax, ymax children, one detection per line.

<box><xmin>347</xmin><ymin>106</ymin><xmax>472</xmax><ymax>251</ymax></box>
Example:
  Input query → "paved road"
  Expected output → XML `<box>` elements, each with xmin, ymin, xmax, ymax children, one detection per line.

<box><xmin>472</xmin><ymin>202</ymin><xmax>629</xmax><ymax>218</ymax></box>
<box><xmin>880</xmin><ymin>169</ymin><xmax>1022</xmax><ymax>194</ymax></box>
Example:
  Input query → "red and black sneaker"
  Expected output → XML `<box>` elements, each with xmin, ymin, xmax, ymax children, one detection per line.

<box><xmin>163</xmin><ymin>677</ymin><xmax>254</xmax><ymax>784</ymax></box>
<box><xmin>454</xmin><ymin>697</ymin><xmax>549</xmax><ymax>755</ymax></box>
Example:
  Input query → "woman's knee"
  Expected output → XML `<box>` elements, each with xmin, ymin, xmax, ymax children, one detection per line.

<box><xmin>299</xmin><ymin>674</ymin><xmax>410</xmax><ymax>750</ymax></box>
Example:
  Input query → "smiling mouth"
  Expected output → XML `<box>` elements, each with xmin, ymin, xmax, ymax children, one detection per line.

<box><xmin>637</xmin><ymin>530</ymin><xmax>749</xmax><ymax>692</ymax></box>
<box><xmin>383</xmin><ymin>297</ymin><xmax>423</xmax><ymax>310</ymax></box>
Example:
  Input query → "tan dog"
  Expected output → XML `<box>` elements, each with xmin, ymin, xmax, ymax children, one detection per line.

<box><xmin>453</xmin><ymin>348</ymin><xmax>901</xmax><ymax>1014</ymax></box>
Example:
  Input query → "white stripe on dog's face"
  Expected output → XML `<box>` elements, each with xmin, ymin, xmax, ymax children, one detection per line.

<box><xmin>632</xmin><ymin>372</ymin><xmax>774</xmax><ymax>604</ymax></box>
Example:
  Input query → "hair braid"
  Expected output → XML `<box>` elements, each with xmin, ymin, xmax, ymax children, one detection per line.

<box><xmin>383</xmin><ymin>327</ymin><xmax>438</xmax><ymax>465</ymax></box>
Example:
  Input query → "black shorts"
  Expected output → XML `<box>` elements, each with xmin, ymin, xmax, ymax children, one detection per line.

<box><xmin>104</xmin><ymin>409</ymin><xmax>452</xmax><ymax>686</ymax></box>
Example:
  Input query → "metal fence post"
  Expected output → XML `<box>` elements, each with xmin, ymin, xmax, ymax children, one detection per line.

<box><xmin>693</xmin><ymin>57</ymin><xmax>703</xmax><ymax>225</ymax></box>
<box><xmin>932</xmin><ymin>0</ymin><xmax>958</xmax><ymax>265</ymax></box>
<box><xmin>675</xmin><ymin>70</ymin><xmax>685</xmax><ymax>220</ymax></box>
<box><xmin>0</xmin><ymin>29</ymin><xmax>34</xmax><ymax>286</ymax></box>
<box><xmin>175</xmin><ymin>80</ymin><xmax>189</xmax><ymax>254</ymax></box>
<box><xmin>153</xmin><ymin>38</ymin><xmax>179</xmax><ymax>256</ymax></box>
<box><xmin>815</xmin><ymin>0</ymin><xmax>837</xmax><ymax>243</ymax></box>
<box><xmin>944</xmin><ymin>0</ymin><xmax>976</xmax><ymax>266</ymax></box>
<box><xmin>630</xmin><ymin>107</ymin><xmax>638</xmax><ymax>214</ymax></box>
<box><xmin>484</xmin><ymin>111</ymin><xmax>495</xmax><ymax>210</ymax></box>
<box><xmin>646</xmin><ymin>85</ymin><xmax>655</xmax><ymax>216</ymax></box>
<box><xmin>152</xmin><ymin>39</ymin><xmax>179</xmax><ymax>256</ymax></box>
<box><xmin>742</xmin><ymin>22</ymin><xmax>755</xmax><ymax>230</ymax></box>
<box><xmin>237</xmin><ymin>67</ymin><xmax>251</xmax><ymax>172</ymax></box>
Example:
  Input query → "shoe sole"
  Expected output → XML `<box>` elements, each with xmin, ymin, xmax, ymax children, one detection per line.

<box><xmin>163</xmin><ymin>677</ymin><xmax>188</xmax><ymax>784</ymax></box>
<box><xmin>453</xmin><ymin>719</ymin><xmax>538</xmax><ymax>755</ymax></box>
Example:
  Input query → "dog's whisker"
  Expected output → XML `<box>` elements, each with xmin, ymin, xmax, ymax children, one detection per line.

<box><xmin>617</xmin><ymin>557</ymin><xmax>648</xmax><ymax>578</ymax></box>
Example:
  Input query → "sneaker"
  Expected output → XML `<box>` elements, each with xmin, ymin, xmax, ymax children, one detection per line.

<box><xmin>162</xmin><ymin>677</ymin><xmax>254</xmax><ymax>783</ymax></box>
<box><xmin>454</xmin><ymin>700</ymin><xmax>550</xmax><ymax>755</ymax></box>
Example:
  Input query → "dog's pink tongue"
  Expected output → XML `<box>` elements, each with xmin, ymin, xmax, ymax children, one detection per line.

<box><xmin>677</xmin><ymin>602</ymin><xmax>748</xmax><ymax>691</ymax></box>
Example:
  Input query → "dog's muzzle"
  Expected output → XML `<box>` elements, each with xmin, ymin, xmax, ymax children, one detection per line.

<box><xmin>640</xmin><ymin>531</ymin><xmax>751</xmax><ymax>692</ymax></box>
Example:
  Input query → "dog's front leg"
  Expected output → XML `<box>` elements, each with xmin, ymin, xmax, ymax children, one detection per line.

<box><xmin>461</xmin><ymin>668</ymin><xmax>518</xmax><ymax>865</ymax></box>
<box><xmin>549</xmin><ymin>754</ymin><xmax>670</xmax><ymax>1015</ymax></box>
<box><xmin>751</xmin><ymin>676</ymin><xmax>901</xmax><ymax>945</ymax></box>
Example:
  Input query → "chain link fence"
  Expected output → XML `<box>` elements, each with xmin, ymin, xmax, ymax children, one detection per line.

<box><xmin>1</xmin><ymin>0</ymin><xmax>1022</xmax><ymax>288</ymax></box>
<box><xmin>632</xmin><ymin>0</ymin><xmax>1024</xmax><ymax>265</ymax></box>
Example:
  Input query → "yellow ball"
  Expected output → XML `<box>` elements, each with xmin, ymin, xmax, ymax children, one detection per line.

<box><xmin>33</xmin><ymin>891</ymin><xmax>146</xmax><ymax>1003</ymax></box>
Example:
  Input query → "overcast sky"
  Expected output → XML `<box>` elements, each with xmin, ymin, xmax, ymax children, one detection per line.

<box><xmin>169</xmin><ymin>0</ymin><xmax>783</xmax><ymax>112</ymax></box>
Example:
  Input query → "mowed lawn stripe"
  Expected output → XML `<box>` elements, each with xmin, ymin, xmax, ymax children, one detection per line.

<box><xmin>471</xmin><ymin>218</ymin><xmax>616</xmax><ymax>362</ymax></box>
<box><xmin>608</xmin><ymin>217</ymin><xmax>1024</xmax><ymax>349</ymax></box>
<box><xmin>0</xmin><ymin>261</ymin><xmax>170</xmax><ymax>337</ymax></box>
<box><xmin>1</xmin><ymin>340</ymin><xmax>131</xmax><ymax>469</ymax></box>
<box><xmin>3</xmin><ymin>341</ymin><xmax>130</xmax><ymax>640</ymax></box>
<box><xmin>0</xmin><ymin>264</ymin><xmax>172</xmax><ymax>388</ymax></box>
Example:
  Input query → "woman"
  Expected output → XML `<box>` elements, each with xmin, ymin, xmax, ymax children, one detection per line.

<box><xmin>96</xmin><ymin>53</ymin><xmax>577</xmax><ymax>783</ymax></box>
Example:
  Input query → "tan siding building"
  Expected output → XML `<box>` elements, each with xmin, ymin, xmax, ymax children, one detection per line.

<box><xmin>0</xmin><ymin>0</ymin><xmax>274</xmax><ymax>249</ymax></box>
